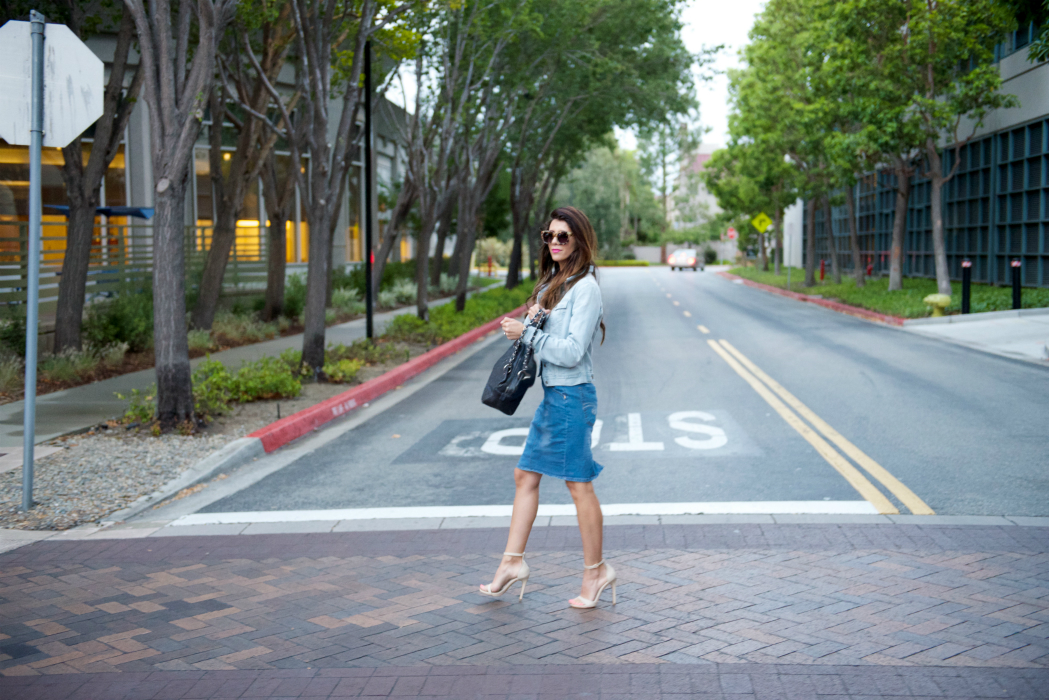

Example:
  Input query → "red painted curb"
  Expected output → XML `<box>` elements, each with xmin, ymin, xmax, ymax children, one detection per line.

<box><xmin>248</xmin><ymin>304</ymin><xmax>528</xmax><ymax>452</ymax></box>
<box><xmin>718</xmin><ymin>271</ymin><xmax>906</xmax><ymax>327</ymax></box>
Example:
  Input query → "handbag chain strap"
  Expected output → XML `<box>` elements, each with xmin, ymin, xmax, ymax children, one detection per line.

<box><xmin>503</xmin><ymin>309</ymin><xmax>547</xmax><ymax>372</ymax></box>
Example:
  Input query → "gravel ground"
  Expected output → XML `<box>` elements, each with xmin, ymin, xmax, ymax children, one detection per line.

<box><xmin>0</xmin><ymin>433</ymin><xmax>231</xmax><ymax>531</ymax></box>
<box><xmin>0</xmin><ymin>343</ymin><xmax>432</xmax><ymax>531</ymax></box>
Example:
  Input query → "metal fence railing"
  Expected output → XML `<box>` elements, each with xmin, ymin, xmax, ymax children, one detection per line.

<box><xmin>0</xmin><ymin>220</ymin><xmax>270</xmax><ymax>316</ymax></box>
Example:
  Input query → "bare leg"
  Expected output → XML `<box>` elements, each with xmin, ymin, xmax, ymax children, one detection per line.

<box><xmin>566</xmin><ymin>480</ymin><xmax>606</xmax><ymax>602</ymax></box>
<box><xmin>481</xmin><ymin>468</ymin><xmax>541</xmax><ymax>592</ymax></box>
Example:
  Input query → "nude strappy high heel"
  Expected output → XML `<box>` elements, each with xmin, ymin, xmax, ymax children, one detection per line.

<box><xmin>568</xmin><ymin>559</ymin><xmax>616</xmax><ymax>609</ymax></box>
<box><xmin>478</xmin><ymin>552</ymin><xmax>530</xmax><ymax>601</ymax></box>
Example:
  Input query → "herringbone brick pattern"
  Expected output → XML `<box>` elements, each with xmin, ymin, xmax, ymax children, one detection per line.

<box><xmin>1</xmin><ymin>525</ymin><xmax>1046</xmax><ymax>679</ymax></box>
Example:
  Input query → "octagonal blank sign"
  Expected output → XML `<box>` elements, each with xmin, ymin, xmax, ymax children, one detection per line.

<box><xmin>0</xmin><ymin>20</ymin><xmax>103</xmax><ymax>148</ymax></box>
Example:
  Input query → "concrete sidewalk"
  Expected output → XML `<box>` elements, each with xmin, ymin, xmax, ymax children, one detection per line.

<box><xmin>902</xmin><ymin>308</ymin><xmax>1049</xmax><ymax>365</ymax></box>
<box><xmin>0</xmin><ymin>521</ymin><xmax>1045</xmax><ymax>698</ymax></box>
<box><xmin>0</xmin><ymin>290</ymin><xmax>495</xmax><ymax>449</ymax></box>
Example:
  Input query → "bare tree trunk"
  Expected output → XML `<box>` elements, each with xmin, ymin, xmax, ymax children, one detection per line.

<box><xmin>926</xmin><ymin>144</ymin><xmax>951</xmax><ymax>295</ymax></box>
<box><xmin>263</xmin><ymin>214</ymin><xmax>287</xmax><ymax>320</ymax></box>
<box><xmin>845</xmin><ymin>184</ymin><xmax>864</xmax><ymax>287</ymax></box>
<box><xmin>261</xmin><ymin>153</ymin><xmax>295</xmax><ymax>321</ymax></box>
<box><xmin>414</xmin><ymin>219</ymin><xmax>432</xmax><ymax>320</ymax></box>
<box><xmin>805</xmin><ymin>198</ymin><xmax>816</xmax><ymax>287</ymax></box>
<box><xmin>302</xmin><ymin>207</ymin><xmax>333</xmax><ymax>369</ymax></box>
<box><xmin>888</xmin><ymin>161</ymin><xmax>912</xmax><ymax>291</ymax></box>
<box><xmin>773</xmin><ymin>207</ymin><xmax>782</xmax><ymax>276</ymax></box>
<box><xmin>124</xmin><ymin>0</ymin><xmax>233</xmax><ymax>427</ymax></box>
<box><xmin>507</xmin><ymin>166</ymin><xmax>533</xmax><ymax>289</ymax></box>
<box><xmin>53</xmin><ymin>170</ymin><xmax>97</xmax><ymax>352</ymax></box>
<box><xmin>152</xmin><ymin>181</ymin><xmax>195</xmax><ymax>425</ymax></box>
<box><xmin>759</xmin><ymin>231</ymin><xmax>769</xmax><ymax>271</ymax></box>
<box><xmin>824</xmin><ymin>197</ymin><xmax>841</xmax><ymax>284</ymax></box>
<box><xmin>454</xmin><ymin>186</ymin><xmax>479</xmax><ymax>311</ymax></box>
<box><xmin>431</xmin><ymin>202</ymin><xmax>453</xmax><ymax>287</ymax></box>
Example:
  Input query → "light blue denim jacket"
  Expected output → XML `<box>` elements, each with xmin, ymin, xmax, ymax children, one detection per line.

<box><xmin>521</xmin><ymin>273</ymin><xmax>603</xmax><ymax>386</ymax></box>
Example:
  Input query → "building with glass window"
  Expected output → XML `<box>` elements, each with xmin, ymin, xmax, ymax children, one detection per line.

<box><xmin>781</xmin><ymin>32</ymin><xmax>1048</xmax><ymax>288</ymax></box>
<box><xmin>0</xmin><ymin>30</ymin><xmax>410</xmax><ymax>315</ymax></box>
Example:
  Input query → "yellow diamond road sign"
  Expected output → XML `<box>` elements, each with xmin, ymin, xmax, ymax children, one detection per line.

<box><xmin>751</xmin><ymin>212</ymin><xmax>772</xmax><ymax>233</ymax></box>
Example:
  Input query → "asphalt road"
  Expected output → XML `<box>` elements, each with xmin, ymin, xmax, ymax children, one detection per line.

<box><xmin>197</xmin><ymin>267</ymin><xmax>1049</xmax><ymax>517</ymax></box>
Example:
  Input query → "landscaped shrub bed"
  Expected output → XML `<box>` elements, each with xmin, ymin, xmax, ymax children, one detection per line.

<box><xmin>384</xmin><ymin>284</ymin><xmax>532</xmax><ymax>345</ymax></box>
<box><xmin>729</xmin><ymin>266</ymin><xmax>1049</xmax><ymax>318</ymax></box>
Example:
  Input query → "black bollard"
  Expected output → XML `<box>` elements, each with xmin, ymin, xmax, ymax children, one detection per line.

<box><xmin>961</xmin><ymin>259</ymin><xmax>972</xmax><ymax>314</ymax></box>
<box><xmin>1011</xmin><ymin>259</ymin><xmax>1022</xmax><ymax>310</ymax></box>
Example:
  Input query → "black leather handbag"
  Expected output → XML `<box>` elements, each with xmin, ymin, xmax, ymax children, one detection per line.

<box><xmin>481</xmin><ymin>309</ymin><xmax>547</xmax><ymax>416</ymax></box>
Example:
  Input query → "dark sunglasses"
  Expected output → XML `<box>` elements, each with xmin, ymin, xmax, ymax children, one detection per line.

<box><xmin>540</xmin><ymin>230</ymin><xmax>573</xmax><ymax>245</ymax></box>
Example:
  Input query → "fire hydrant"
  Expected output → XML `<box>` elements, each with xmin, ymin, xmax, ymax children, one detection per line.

<box><xmin>923</xmin><ymin>293</ymin><xmax>951</xmax><ymax>317</ymax></box>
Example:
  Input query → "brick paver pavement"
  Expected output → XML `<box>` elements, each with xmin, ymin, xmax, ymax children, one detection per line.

<box><xmin>1</xmin><ymin>523</ymin><xmax>1047</xmax><ymax>698</ymax></box>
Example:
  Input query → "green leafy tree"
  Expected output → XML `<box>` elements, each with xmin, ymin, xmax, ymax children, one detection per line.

<box><xmin>556</xmin><ymin>144</ymin><xmax>662</xmax><ymax>255</ymax></box>
<box><xmin>901</xmin><ymin>0</ymin><xmax>1019</xmax><ymax>295</ymax></box>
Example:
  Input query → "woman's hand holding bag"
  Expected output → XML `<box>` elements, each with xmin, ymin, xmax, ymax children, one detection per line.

<box><xmin>482</xmin><ymin>309</ymin><xmax>547</xmax><ymax>416</ymax></box>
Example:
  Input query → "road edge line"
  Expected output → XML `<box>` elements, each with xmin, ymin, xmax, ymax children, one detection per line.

<box><xmin>706</xmin><ymin>340</ymin><xmax>899</xmax><ymax>515</ymax></box>
<box><xmin>717</xmin><ymin>271</ymin><xmax>906</xmax><ymax>326</ymax></box>
<box><xmin>247</xmin><ymin>304</ymin><xmax>528</xmax><ymax>452</ymax></box>
<box><xmin>717</xmin><ymin>340</ymin><xmax>935</xmax><ymax>516</ymax></box>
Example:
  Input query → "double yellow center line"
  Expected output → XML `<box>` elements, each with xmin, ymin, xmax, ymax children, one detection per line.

<box><xmin>662</xmin><ymin>284</ymin><xmax>930</xmax><ymax>516</ymax></box>
<box><xmin>706</xmin><ymin>339</ymin><xmax>934</xmax><ymax>515</ymax></box>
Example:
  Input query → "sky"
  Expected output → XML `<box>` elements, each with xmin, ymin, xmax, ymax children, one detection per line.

<box><xmin>616</xmin><ymin>0</ymin><xmax>767</xmax><ymax>152</ymax></box>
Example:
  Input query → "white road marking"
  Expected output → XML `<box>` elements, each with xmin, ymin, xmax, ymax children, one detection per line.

<box><xmin>169</xmin><ymin>500</ymin><xmax>879</xmax><ymax>526</ymax></box>
<box><xmin>609</xmin><ymin>413</ymin><xmax>665</xmax><ymax>451</ymax></box>
<box><xmin>591</xmin><ymin>419</ymin><xmax>603</xmax><ymax>448</ymax></box>
<box><xmin>481</xmin><ymin>428</ymin><xmax>530</xmax><ymax>455</ymax></box>
<box><xmin>668</xmin><ymin>411</ymin><xmax>728</xmax><ymax>450</ymax></box>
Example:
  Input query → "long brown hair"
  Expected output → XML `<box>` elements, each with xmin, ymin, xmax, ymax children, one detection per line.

<box><xmin>529</xmin><ymin>206</ymin><xmax>605</xmax><ymax>343</ymax></box>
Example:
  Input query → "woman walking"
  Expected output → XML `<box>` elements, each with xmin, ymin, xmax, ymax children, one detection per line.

<box><xmin>479</xmin><ymin>206</ymin><xmax>614</xmax><ymax>609</ymax></box>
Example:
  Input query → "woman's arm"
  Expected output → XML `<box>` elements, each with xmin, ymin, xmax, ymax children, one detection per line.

<box><xmin>522</xmin><ymin>281</ymin><xmax>602</xmax><ymax>368</ymax></box>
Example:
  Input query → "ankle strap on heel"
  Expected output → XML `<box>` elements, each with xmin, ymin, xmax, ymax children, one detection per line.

<box><xmin>504</xmin><ymin>551</ymin><xmax>525</xmax><ymax>558</ymax></box>
<box><xmin>584</xmin><ymin>559</ymin><xmax>604</xmax><ymax>570</ymax></box>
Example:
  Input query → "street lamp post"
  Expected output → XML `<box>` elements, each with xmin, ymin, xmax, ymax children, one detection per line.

<box><xmin>364</xmin><ymin>40</ymin><xmax>374</xmax><ymax>339</ymax></box>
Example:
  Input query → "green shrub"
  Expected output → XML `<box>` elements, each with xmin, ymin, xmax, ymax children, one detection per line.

<box><xmin>332</xmin><ymin>260</ymin><xmax>417</xmax><ymax>298</ymax></box>
<box><xmin>703</xmin><ymin>248</ymin><xmax>717</xmax><ymax>265</ymax></box>
<box><xmin>323</xmin><ymin>358</ymin><xmax>363</xmax><ymax>383</ymax></box>
<box><xmin>187</xmin><ymin>329</ymin><xmax>213</xmax><ymax>352</ymax></box>
<box><xmin>83</xmin><ymin>290</ymin><xmax>153</xmax><ymax>352</ymax></box>
<box><xmin>437</xmin><ymin>272</ymin><xmax>458</xmax><ymax>295</ymax></box>
<box><xmin>383</xmin><ymin>314</ymin><xmax>436</xmax><ymax>344</ymax></box>
<box><xmin>384</xmin><ymin>284</ymin><xmax>532</xmax><ymax>346</ymax></box>
<box><xmin>389</xmin><ymin>278</ymin><xmax>417</xmax><ymax>305</ymax></box>
<box><xmin>331</xmin><ymin>287</ymin><xmax>365</xmax><ymax>315</ymax></box>
<box><xmin>191</xmin><ymin>358</ymin><xmax>235</xmax><ymax>416</ymax></box>
<box><xmin>211</xmin><ymin>311</ymin><xmax>279</xmax><ymax>345</ymax></box>
<box><xmin>0</xmin><ymin>307</ymin><xmax>27</xmax><ymax>357</ymax></box>
<box><xmin>377</xmin><ymin>289</ymin><xmax>398</xmax><ymax>309</ymax></box>
<box><xmin>0</xmin><ymin>353</ymin><xmax>23</xmax><ymax>393</ymax></box>
<box><xmin>327</xmin><ymin>338</ymin><xmax>405</xmax><ymax>365</ymax></box>
<box><xmin>39</xmin><ymin>349</ymin><xmax>99</xmax><ymax>383</ymax></box>
<box><xmin>229</xmin><ymin>356</ymin><xmax>301</xmax><ymax>402</ymax></box>
<box><xmin>116</xmin><ymin>386</ymin><xmax>156</xmax><ymax>424</ymax></box>
<box><xmin>99</xmin><ymin>341</ymin><xmax>129</xmax><ymax>368</ymax></box>
<box><xmin>283</xmin><ymin>273</ymin><xmax>306</xmax><ymax>319</ymax></box>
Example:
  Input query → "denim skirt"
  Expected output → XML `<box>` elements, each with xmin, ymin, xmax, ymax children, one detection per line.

<box><xmin>517</xmin><ymin>383</ymin><xmax>604</xmax><ymax>482</ymax></box>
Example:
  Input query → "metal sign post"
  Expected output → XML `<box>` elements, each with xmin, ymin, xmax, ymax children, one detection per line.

<box><xmin>22</xmin><ymin>10</ymin><xmax>45</xmax><ymax>511</ymax></box>
<box><xmin>0</xmin><ymin>14</ymin><xmax>102</xmax><ymax>510</ymax></box>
